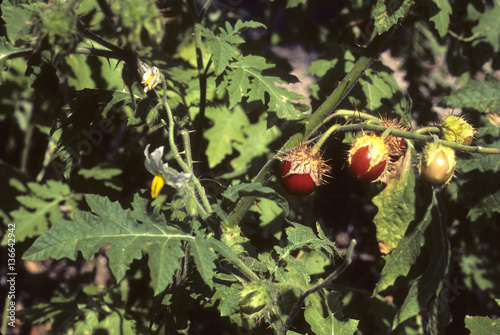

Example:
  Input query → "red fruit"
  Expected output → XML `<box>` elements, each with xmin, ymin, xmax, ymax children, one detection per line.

<box><xmin>348</xmin><ymin>135</ymin><xmax>389</xmax><ymax>182</ymax></box>
<box><xmin>277</xmin><ymin>144</ymin><xmax>330</xmax><ymax>197</ymax></box>
<box><xmin>280</xmin><ymin>161</ymin><xmax>316</xmax><ymax>197</ymax></box>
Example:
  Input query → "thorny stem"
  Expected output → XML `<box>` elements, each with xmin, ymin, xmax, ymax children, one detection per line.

<box><xmin>279</xmin><ymin>239</ymin><xmax>357</xmax><ymax>335</ymax></box>
<box><xmin>193</xmin><ymin>23</ymin><xmax>209</xmax><ymax>163</ymax></box>
<box><xmin>188</xmin><ymin>0</ymin><xmax>213</xmax><ymax>162</ymax></box>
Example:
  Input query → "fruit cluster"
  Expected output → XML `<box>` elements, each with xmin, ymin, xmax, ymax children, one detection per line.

<box><xmin>277</xmin><ymin>114</ymin><xmax>474</xmax><ymax>197</ymax></box>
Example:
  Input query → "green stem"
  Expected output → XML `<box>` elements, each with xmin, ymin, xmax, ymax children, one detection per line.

<box><xmin>180</xmin><ymin>129</ymin><xmax>194</xmax><ymax>169</ymax></box>
<box><xmin>415</xmin><ymin>126</ymin><xmax>442</xmax><ymax>135</ymax></box>
<box><xmin>380</xmin><ymin>126</ymin><xmax>394</xmax><ymax>141</ymax></box>
<box><xmin>20</xmin><ymin>123</ymin><xmax>34</xmax><ymax>174</ymax></box>
<box><xmin>2</xmin><ymin>294</ymin><xmax>9</xmax><ymax>334</ymax></box>
<box><xmin>161</xmin><ymin>93</ymin><xmax>213</xmax><ymax>214</ymax></box>
<box><xmin>323</xmin><ymin>109</ymin><xmax>381</xmax><ymax>125</ymax></box>
<box><xmin>310</xmin><ymin>124</ymin><xmax>341</xmax><ymax>155</ymax></box>
<box><xmin>225</xmin><ymin>134</ymin><xmax>297</xmax><ymax>228</ymax></box>
<box><xmin>303</xmin><ymin>28</ymin><xmax>398</xmax><ymax>139</ymax></box>
<box><xmin>335</xmin><ymin>123</ymin><xmax>500</xmax><ymax>154</ymax></box>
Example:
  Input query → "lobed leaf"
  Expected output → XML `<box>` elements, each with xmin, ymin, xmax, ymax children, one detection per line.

<box><xmin>231</xmin><ymin>55</ymin><xmax>307</xmax><ymax>119</ymax></box>
<box><xmin>429</xmin><ymin>0</ymin><xmax>452</xmax><ymax>38</ymax></box>
<box><xmin>198</xmin><ymin>20</ymin><xmax>265</xmax><ymax>76</ymax></box>
<box><xmin>23</xmin><ymin>194</ymin><xmax>216</xmax><ymax>295</ymax></box>
<box><xmin>444</xmin><ymin>79</ymin><xmax>500</xmax><ymax>113</ymax></box>
<box><xmin>468</xmin><ymin>1</ymin><xmax>500</xmax><ymax>53</ymax></box>
<box><xmin>4</xmin><ymin>180</ymin><xmax>76</xmax><ymax>245</ymax></box>
<box><xmin>204</xmin><ymin>105</ymin><xmax>249</xmax><ymax>168</ymax></box>
<box><xmin>275</xmin><ymin>221</ymin><xmax>338</xmax><ymax>261</ymax></box>
<box><xmin>78</xmin><ymin>165</ymin><xmax>122</xmax><ymax>180</ymax></box>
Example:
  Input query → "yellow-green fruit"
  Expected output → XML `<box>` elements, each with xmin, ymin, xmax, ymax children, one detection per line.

<box><xmin>441</xmin><ymin>115</ymin><xmax>474</xmax><ymax>145</ymax></box>
<box><xmin>419</xmin><ymin>143</ymin><xmax>456</xmax><ymax>186</ymax></box>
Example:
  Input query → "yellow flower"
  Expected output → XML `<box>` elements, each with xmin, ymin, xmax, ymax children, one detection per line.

<box><xmin>151</xmin><ymin>174</ymin><xmax>165</xmax><ymax>199</ymax></box>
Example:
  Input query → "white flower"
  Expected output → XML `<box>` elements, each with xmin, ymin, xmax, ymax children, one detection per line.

<box><xmin>140</xmin><ymin>63</ymin><xmax>161</xmax><ymax>92</ymax></box>
<box><xmin>144</xmin><ymin>145</ymin><xmax>191</xmax><ymax>197</ymax></box>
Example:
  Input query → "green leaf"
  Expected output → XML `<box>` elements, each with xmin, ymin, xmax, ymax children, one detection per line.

<box><xmin>468</xmin><ymin>1</ymin><xmax>500</xmax><ymax>53</ymax></box>
<box><xmin>275</xmin><ymin>221</ymin><xmax>338</xmax><ymax>261</ymax></box>
<box><xmin>373</xmin><ymin>147</ymin><xmax>416</xmax><ymax>253</ymax></box>
<box><xmin>1</xmin><ymin>0</ymin><xmax>37</xmax><ymax>44</ymax></box>
<box><xmin>78</xmin><ymin>165</ymin><xmax>122</xmax><ymax>180</ymax></box>
<box><xmin>304</xmin><ymin>303</ymin><xmax>359</xmax><ymax>335</ymax></box>
<box><xmin>250</xmin><ymin>198</ymin><xmax>286</xmax><ymax>240</ymax></box>
<box><xmin>199</xmin><ymin>26</ymin><xmax>242</xmax><ymax>76</ymax></box>
<box><xmin>392</xmin><ymin>191</ymin><xmax>450</xmax><ymax>328</ymax></box>
<box><xmin>467</xmin><ymin>190</ymin><xmax>500</xmax><ymax>221</ymax></box>
<box><xmin>465</xmin><ymin>315</ymin><xmax>500</xmax><ymax>335</ymax></box>
<box><xmin>204</xmin><ymin>105</ymin><xmax>248</xmax><ymax>168</ymax></box>
<box><xmin>286</xmin><ymin>0</ymin><xmax>307</xmax><ymax>8</ymax></box>
<box><xmin>115</xmin><ymin>0</ymin><xmax>165</xmax><ymax>48</ymax></box>
<box><xmin>222</xmin><ymin>182</ymin><xmax>288</xmax><ymax>214</ymax></box>
<box><xmin>461</xmin><ymin>254</ymin><xmax>497</xmax><ymax>292</ymax></box>
<box><xmin>198</xmin><ymin>20</ymin><xmax>266</xmax><ymax>76</ymax></box>
<box><xmin>372</xmin><ymin>0</ymin><xmax>415</xmax><ymax>35</ymax></box>
<box><xmin>4</xmin><ymin>180</ymin><xmax>76</xmax><ymax>244</ymax></box>
<box><xmin>358</xmin><ymin>63</ymin><xmax>406</xmax><ymax>115</ymax></box>
<box><xmin>429</xmin><ymin>0</ymin><xmax>452</xmax><ymax>38</ymax></box>
<box><xmin>443</xmin><ymin>78</ymin><xmax>500</xmax><ymax>113</ymax></box>
<box><xmin>23</xmin><ymin>194</ymin><xmax>216</xmax><ymax>294</ymax></box>
<box><xmin>0</xmin><ymin>36</ymin><xmax>27</xmax><ymax>64</ymax></box>
<box><xmin>374</xmin><ymin>189</ymin><xmax>436</xmax><ymax>294</ymax></box>
<box><xmin>227</xmin><ymin>55</ymin><xmax>307</xmax><ymax>119</ymax></box>
<box><xmin>211</xmin><ymin>281</ymin><xmax>242</xmax><ymax>317</ymax></box>
<box><xmin>225</xmin><ymin>114</ymin><xmax>282</xmax><ymax>179</ymax></box>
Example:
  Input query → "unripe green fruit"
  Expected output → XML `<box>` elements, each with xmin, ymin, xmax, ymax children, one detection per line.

<box><xmin>441</xmin><ymin>115</ymin><xmax>474</xmax><ymax>146</ymax></box>
<box><xmin>419</xmin><ymin>143</ymin><xmax>456</xmax><ymax>186</ymax></box>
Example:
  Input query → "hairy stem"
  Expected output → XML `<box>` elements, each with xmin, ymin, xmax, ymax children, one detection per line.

<box><xmin>161</xmin><ymin>89</ymin><xmax>213</xmax><ymax>214</ymax></box>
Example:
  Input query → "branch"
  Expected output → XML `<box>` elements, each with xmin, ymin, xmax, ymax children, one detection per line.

<box><xmin>279</xmin><ymin>239</ymin><xmax>357</xmax><ymax>335</ymax></box>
